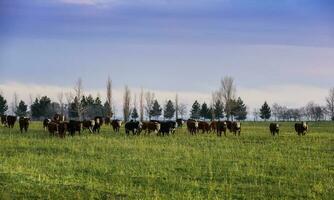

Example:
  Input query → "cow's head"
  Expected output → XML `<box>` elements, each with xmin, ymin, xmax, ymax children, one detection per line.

<box><xmin>155</xmin><ymin>122</ymin><xmax>161</xmax><ymax>132</ymax></box>
<box><xmin>236</xmin><ymin>122</ymin><xmax>241</xmax><ymax>128</ymax></box>
<box><xmin>194</xmin><ymin>121</ymin><xmax>199</xmax><ymax>128</ymax></box>
<box><xmin>276</xmin><ymin>123</ymin><xmax>279</xmax><ymax>128</ymax></box>
<box><xmin>91</xmin><ymin>120</ymin><xmax>95</xmax><ymax>126</ymax></box>
<box><xmin>302</xmin><ymin>122</ymin><xmax>307</xmax><ymax>128</ymax></box>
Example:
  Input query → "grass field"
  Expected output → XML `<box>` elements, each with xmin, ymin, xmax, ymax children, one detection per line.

<box><xmin>0</xmin><ymin>121</ymin><xmax>333</xmax><ymax>199</ymax></box>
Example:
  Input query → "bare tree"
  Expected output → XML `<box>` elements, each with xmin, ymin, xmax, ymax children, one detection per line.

<box><xmin>74</xmin><ymin>78</ymin><xmax>84</xmax><ymax>120</ymax></box>
<box><xmin>219</xmin><ymin>76</ymin><xmax>236</xmax><ymax>120</ymax></box>
<box><xmin>57</xmin><ymin>91</ymin><xmax>65</xmax><ymax>115</ymax></box>
<box><xmin>252</xmin><ymin>108</ymin><xmax>259</xmax><ymax>121</ymax></box>
<box><xmin>123</xmin><ymin>85</ymin><xmax>131</xmax><ymax>122</ymax></box>
<box><xmin>106</xmin><ymin>77</ymin><xmax>113</xmax><ymax>118</ymax></box>
<box><xmin>175</xmin><ymin>94</ymin><xmax>179</xmax><ymax>120</ymax></box>
<box><xmin>145</xmin><ymin>91</ymin><xmax>155</xmax><ymax>120</ymax></box>
<box><xmin>139</xmin><ymin>87</ymin><xmax>144</xmax><ymax>122</ymax></box>
<box><xmin>11</xmin><ymin>92</ymin><xmax>18</xmax><ymax>115</ymax></box>
<box><xmin>326</xmin><ymin>87</ymin><xmax>334</xmax><ymax>121</ymax></box>
<box><xmin>178</xmin><ymin>103</ymin><xmax>187</xmax><ymax>119</ymax></box>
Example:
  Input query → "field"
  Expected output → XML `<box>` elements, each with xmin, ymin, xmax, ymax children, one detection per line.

<box><xmin>0</xmin><ymin>122</ymin><xmax>333</xmax><ymax>199</ymax></box>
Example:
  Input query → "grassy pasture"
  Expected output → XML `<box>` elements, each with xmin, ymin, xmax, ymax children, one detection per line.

<box><xmin>0</xmin><ymin>121</ymin><xmax>333</xmax><ymax>199</ymax></box>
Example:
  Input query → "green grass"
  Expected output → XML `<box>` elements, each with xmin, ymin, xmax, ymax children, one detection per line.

<box><xmin>0</xmin><ymin>122</ymin><xmax>333</xmax><ymax>199</ymax></box>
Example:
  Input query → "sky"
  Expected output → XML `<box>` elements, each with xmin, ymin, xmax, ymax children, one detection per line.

<box><xmin>0</xmin><ymin>0</ymin><xmax>333</xmax><ymax>116</ymax></box>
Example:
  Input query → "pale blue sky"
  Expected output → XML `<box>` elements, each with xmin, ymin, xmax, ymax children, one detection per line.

<box><xmin>0</xmin><ymin>0</ymin><xmax>333</xmax><ymax>108</ymax></box>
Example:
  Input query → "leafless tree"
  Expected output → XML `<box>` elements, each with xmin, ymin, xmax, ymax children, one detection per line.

<box><xmin>74</xmin><ymin>78</ymin><xmax>84</xmax><ymax>120</ymax></box>
<box><xmin>175</xmin><ymin>94</ymin><xmax>179</xmax><ymax>119</ymax></box>
<box><xmin>139</xmin><ymin>87</ymin><xmax>144</xmax><ymax>122</ymax></box>
<box><xmin>252</xmin><ymin>108</ymin><xmax>259</xmax><ymax>121</ymax></box>
<box><xmin>305</xmin><ymin>102</ymin><xmax>325</xmax><ymax>121</ymax></box>
<box><xmin>11</xmin><ymin>92</ymin><xmax>18</xmax><ymax>114</ymax></box>
<box><xmin>178</xmin><ymin>103</ymin><xmax>187</xmax><ymax>119</ymax></box>
<box><xmin>145</xmin><ymin>91</ymin><xmax>155</xmax><ymax>120</ymax></box>
<box><xmin>123</xmin><ymin>85</ymin><xmax>131</xmax><ymax>122</ymax></box>
<box><xmin>326</xmin><ymin>87</ymin><xmax>334</xmax><ymax>121</ymax></box>
<box><xmin>57</xmin><ymin>91</ymin><xmax>65</xmax><ymax>115</ymax></box>
<box><xmin>106</xmin><ymin>77</ymin><xmax>113</xmax><ymax>118</ymax></box>
<box><xmin>219</xmin><ymin>76</ymin><xmax>236</xmax><ymax>120</ymax></box>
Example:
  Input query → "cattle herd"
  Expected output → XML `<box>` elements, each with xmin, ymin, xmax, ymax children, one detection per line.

<box><xmin>0</xmin><ymin>114</ymin><xmax>309</xmax><ymax>138</ymax></box>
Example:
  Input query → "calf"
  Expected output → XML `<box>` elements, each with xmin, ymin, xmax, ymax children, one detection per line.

<box><xmin>19</xmin><ymin>117</ymin><xmax>30</xmax><ymax>133</ymax></box>
<box><xmin>111</xmin><ymin>119</ymin><xmax>122</xmax><ymax>133</ymax></box>
<box><xmin>269</xmin><ymin>123</ymin><xmax>280</xmax><ymax>136</ymax></box>
<box><xmin>125</xmin><ymin>121</ymin><xmax>142</xmax><ymax>135</ymax></box>
<box><xmin>68</xmin><ymin>120</ymin><xmax>82</xmax><ymax>136</ymax></box>
<box><xmin>216</xmin><ymin>121</ymin><xmax>227</xmax><ymax>137</ymax></box>
<box><xmin>295</xmin><ymin>122</ymin><xmax>308</xmax><ymax>136</ymax></box>
<box><xmin>6</xmin><ymin>115</ymin><xmax>17</xmax><ymax>128</ymax></box>
<box><xmin>231</xmin><ymin>121</ymin><xmax>241</xmax><ymax>136</ymax></box>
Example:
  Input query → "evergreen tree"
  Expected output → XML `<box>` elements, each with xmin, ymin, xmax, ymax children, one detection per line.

<box><xmin>131</xmin><ymin>107</ymin><xmax>139</xmax><ymax>121</ymax></box>
<box><xmin>31</xmin><ymin>98</ymin><xmax>41</xmax><ymax>119</ymax></box>
<box><xmin>190</xmin><ymin>100</ymin><xmax>201</xmax><ymax>119</ymax></box>
<box><xmin>15</xmin><ymin>100</ymin><xmax>28</xmax><ymax>117</ymax></box>
<box><xmin>39</xmin><ymin>96</ymin><xmax>52</xmax><ymax>117</ymax></box>
<box><xmin>68</xmin><ymin>97</ymin><xmax>79</xmax><ymax>119</ymax></box>
<box><xmin>103</xmin><ymin>101</ymin><xmax>112</xmax><ymax>117</ymax></box>
<box><xmin>214</xmin><ymin>100</ymin><xmax>224</xmax><ymax>120</ymax></box>
<box><xmin>164</xmin><ymin>100</ymin><xmax>175</xmax><ymax>119</ymax></box>
<box><xmin>260</xmin><ymin>101</ymin><xmax>271</xmax><ymax>121</ymax></box>
<box><xmin>94</xmin><ymin>96</ymin><xmax>104</xmax><ymax>116</ymax></box>
<box><xmin>200</xmin><ymin>102</ymin><xmax>210</xmax><ymax>120</ymax></box>
<box><xmin>234</xmin><ymin>97</ymin><xmax>247</xmax><ymax>120</ymax></box>
<box><xmin>150</xmin><ymin>100</ymin><xmax>162</xmax><ymax>119</ymax></box>
<box><xmin>0</xmin><ymin>94</ymin><xmax>8</xmax><ymax>115</ymax></box>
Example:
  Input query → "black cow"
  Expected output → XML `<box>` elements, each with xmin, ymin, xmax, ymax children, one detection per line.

<box><xmin>43</xmin><ymin>118</ymin><xmax>51</xmax><ymax>131</ymax></box>
<box><xmin>68</xmin><ymin>120</ymin><xmax>82</xmax><ymax>136</ymax></box>
<box><xmin>269</xmin><ymin>123</ymin><xmax>280</xmax><ymax>136</ymax></box>
<box><xmin>19</xmin><ymin>117</ymin><xmax>30</xmax><ymax>133</ymax></box>
<box><xmin>105</xmin><ymin>117</ymin><xmax>111</xmax><ymax>126</ymax></box>
<box><xmin>111</xmin><ymin>119</ymin><xmax>122</xmax><ymax>133</ymax></box>
<box><xmin>82</xmin><ymin>120</ymin><xmax>95</xmax><ymax>133</ymax></box>
<box><xmin>6</xmin><ymin>115</ymin><xmax>16</xmax><ymax>128</ymax></box>
<box><xmin>125</xmin><ymin>121</ymin><xmax>142</xmax><ymax>135</ymax></box>
<box><xmin>231</xmin><ymin>121</ymin><xmax>241</xmax><ymax>136</ymax></box>
<box><xmin>295</xmin><ymin>122</ymin><xmax>308</xmax><ymax>136</ymax></box>
<box><xmin>216</xmin><ymin>121</ymin><xmax>227</xmax><ymax>137</ymax></box>
<box><xmin>176</xmin><ymin>119</ymin><xmax>185</xmax><ymax>128</ymax></box>
<box><xmin>159</xmin><ymin>121</ymin><xmax>177</xmax><ymax>136</ymax></box>
<box><xmin>93</xmin><ymin>117</ymin><xmax>103</xmax><ymax>133</ymax></box>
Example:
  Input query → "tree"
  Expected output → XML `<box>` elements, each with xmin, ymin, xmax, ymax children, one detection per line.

<box><xmin>106</xmin><ymin>77</ymin><xmax>113</xmax><ymax>118</ymax></box>
<box><xmin>131</xmin><ymin>107</ymin><xmax>139</xmax><ymax>120</ymax></box>
<box><xmin>74</xmin><ymin>78</ymin><xmax>84</xmax><ymax>120</ymax></box>
<box><xmin>139</xmin><ymin>88</ymin><xmax>144</xmax><ymax>121</ymax></box>
<box><xmin>179</xmin><ymin>103</ymin><xmax>187</xmax><ymax>119</ymax></box>
<box><xmin>234</xmin><ymin>97</ymin><xmax>247</xmax><ymax>120</ymax></box>
<box><xmin>175</xmin><ymin>94</ymin><xmax>179</xmax><ymax>119</ymax></box>
<box><xmin>57</xmin><ymin>92</ymin><xmax>65</xmax><ymax>115</ymax></box>
<box><xmin>200</xmin><ymin>102</ymin><xmax>210</xmax><ymax>120</ymax></box>
<box><xmin>123</xmin><ymin>85</ymin><xmax>131</xmax><ymax>122</ymax></box>
<box><xmin>68</xmin><ymin>97</ymin><xmax>79</xmax><ymax>119</ymax></box>
<box><xmin>11</xmin><ymin>92</ymin><xmax>18</xmax><ymax>114</ymax></box>
<box><xmin>164</xmin><ymin>100</ymin><xmax>175</xmax><ymax>119</ymax></box>
<box><xmin>145</xmin><ymin>91</ymin><xmax>155</xmax><ymax>120</ymax></box>
<box><xmin>253</xmin><ymin>108</ymin><xmax>259</xmax><ymax>121</ymax></box>
<box><xmin>0</xmin><ymin>93</ymin><xmax>8</xmax><ymax>115</ymax></box>
<box><xmin>214</xmin><ymin>100</ymin><xmax>224</xmax><ymax>120</ymax></box>
<box><xmin>150</xmin><ymin>100</ymin><xmax>162</xmax><ymax>119</ymax></box>
<box><xmin>219</xmin><ymin>76</ymin><xmax>236</xmax><ymax>120</ymax></box>
<box><xmin>15</xmin><ymin>100</ymin><xmax>28</xmax><ymax>117</ymax></box>
<box><xmin>260</xmin><ymin>101</ymin><xmax>271</xmax><ymax>121</ymax></box>
<box><xmin>326</xmin><ymin>87</ymin><xmax>334</xmax><ymax>121</ymax></box>
<box><xmin>190</xmin><ymin>100</ymin><xmax>201</xmax><ymax>119</ymax></box>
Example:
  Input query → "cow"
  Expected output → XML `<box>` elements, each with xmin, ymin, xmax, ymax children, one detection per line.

<box><xmin>68</xmin><ymin>120</ymin><xmax>82</xmax><ymax>136</ymax></box>
<box><xmin>48</xmin><ymin>121</ymin><xmax>59</xmax><ymax>136</ymax></box>
<box><xmin>231</xmin><ymin>121</ymin><xmax>241</xmax><ymax>136</ymax></box>
<box><xmin>198</xmin><ymin>121</ymin><xmax>210</xmax><ymax>133</ymax></box>
<box><xmin>19</xmin><ymin>117</ymin><xmax>30</xmax><ymax>133</ymax></box>
<box><xmin>43</xmin><ymin>118</ymin><xmax>51</xmax><ymax>131</ymax></box>
<box><xmin>6</xmin><ymin>115</ymin><xmax>17</xmax><ymax>128</ymax></box>
<box><xmin>93</xmin><ymin>117</ymin><xmax>103</xmax><ymax>133</ymax></box>
<box><xmin>176</xmin><ymin>119</ymin><xmax>185</xmax><ymax>128</ymax></box>
<box><xmin>125</xmin><ymin>121</ymin><xmax>142</xmax><ymax>135</ymax></box>
<box><xmin>216</xmin><ymin>121</ymin><xmax>227</xmax><ymax>137</ymax></box>
<box><xmin>226</xmin><ymin>121</ymin><xmax>233</xmax><ymax>132</ymax></box>
<box><xmin>58</xmin><ymin>122</ymin><xmax>68</xmax><ymax>138</ymax></box>
<box><xmin>111</xmin><ymin>119</ymin><xmax>122</xmax><ymax>133</ymax></box>
<box><xmin>295</xmin><ymin>122</ymin><xmax>308</xmax><ymax>136</ymax></box>
<box><xmin>209</xmin><ymin>121</ymin><xmax>218</xmax><ymax>133</ymax></box>
<box><xmin>187</xmin><ymin>119</ymin><xmax>199</xmax><ymax>135</ymax></box>
<box><xmin>53</xmin><ymin>114</ymin><xmax>65</xmax><ymax>122</ymax></box>
<box><xmin>159</xmin><ymin>121</ymin><xmax>177</xmax><ymax>136</ymax></box>
<box><xmin>1</xmin><ymin>115</ymin><xmax>7</xmax><ymax>126</ymax></box>
<box><xmin>82</xmin><ymin>120</ymin><xmax>95</xmax><ymax>133</ymax></box>
<box><xmin>269</xmin><ymin>123</ymin><xmax>280</xmax><ymax>136</ymax></box>
<box><xmin>104</xmin><ymin>117</ymin><xmax>111</xmax><ymax>126</ymax></box>
<box><xmin>142</xmin><ymin>121</ymin><xmax>161</xmax><ymax>134</ymax></box>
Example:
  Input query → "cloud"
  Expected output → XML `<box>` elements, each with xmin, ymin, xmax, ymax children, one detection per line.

<box><xmin>0</xmin><ymin>81</ymin><xmax>329</xmax><ymax>118</ymax></box>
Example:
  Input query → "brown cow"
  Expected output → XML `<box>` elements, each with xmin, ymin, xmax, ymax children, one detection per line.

<box><xmin>68</xmin><ymin>120</ymin><xmax>82</xmax><ymax>136</ymax></box>
<box><xmin>48</xmin><ymin>121</ymin><xmax>59</xmax><ymax>136</ymax></box>
<box><xmin>19</xmin><ymin>117</ymin><xmax>30</xmax><ymax>133</ymax></box>
<box><xmin>198</xmin><ymin>121</ymin><xmax>210</xmax><ymax>133</ymax></box>
<box><xmin>6</xmin><ymin>115</ymin><xmax>16</xmax><ymax>128</ymax></box>
<box><xmin>295</xmin><ymin>122</ymin><xmax>308</xmax><ymax>136</ymax></box>
<box><xmin>58</xmin><ymin>122</ymin><xmax>68</xmax><ymax>138</ymax></box>
<box><xmin>209</xmin><ymin>121</ymin><xmax>217</xmax><ymax>133</ymax></box>
<box><xmin>231</xmin><ymin>121</ymin><xmax>241</xmax><ymax>136</ymax></box>
<box><xmin>187</xmin><ymin>119</ymin><xmax>199</xmax><ymax>135</ymax></box>
<box><xmin>269</xmin><ymin>123</ymin><xmax>279</xmax><ymax>136</ymax></box>
<box><xmin>142</xmin><ymin>121</ymin><xmax>161</xmax><ymax>134</ymax></box>
<box><xmin>216</xmin><ymin>121</ymin><xmax>227</xmax><ymax>137</ymax></box>
<box><xmin>1</xmin><ymin>115</ymin><xmax>7</xmax><ymax>127</ymax></box>
<box><xmin>111</xmin><ymin>119</ymin><xmax>122</xmax><ymax>133</ymax></box>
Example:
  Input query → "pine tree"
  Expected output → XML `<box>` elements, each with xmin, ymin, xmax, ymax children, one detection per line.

<box><xmin>260</xmin><ymin>101</ymin><xmax>271</xmax><ymax>121</ymax></box>
<box><xmin>15</xmin><ymin>100</ymin><xmax>27</xmax><ymax>117</ymax></box>
<box><xmin>131</xmin><ymin>107</ymin><xmax>139</xmax><ymax>121</ymax></box>
<box><xmin>31</xmin><ymin>98</ymin><xmax>40</xmax><ymax>119</ymax></box>
<box><xmin>150</xmin><ymin>100</ymin><xmax>162</xmax><ymax>120</ymax></box>
<box><xmin>200</xmin><ymin>102</ymin><xmax>210</xmax><ymax>120</ymax></box>
<box><xmin>214</xmin><ymin>100</ymin><xmax>224</xmax><ymax>120</ymax></box>
<box><xmin>0</xmin><ymin>94</ymin><xmax>8</xmax><ymax>115</ymax></box>
<box><xmin>164</xmin><ymin>100</ymin><xmax>175</xmax><ymax>119</ymax></box>
<box><xmin>234</xmin><ymin>97</ymin><xmax>247</xmax><ymax>120</ymax></box>
<box><xmin>190</xmin><ymin>100</ymin><xmax>201</xmax><ymax>119</ymax></box>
